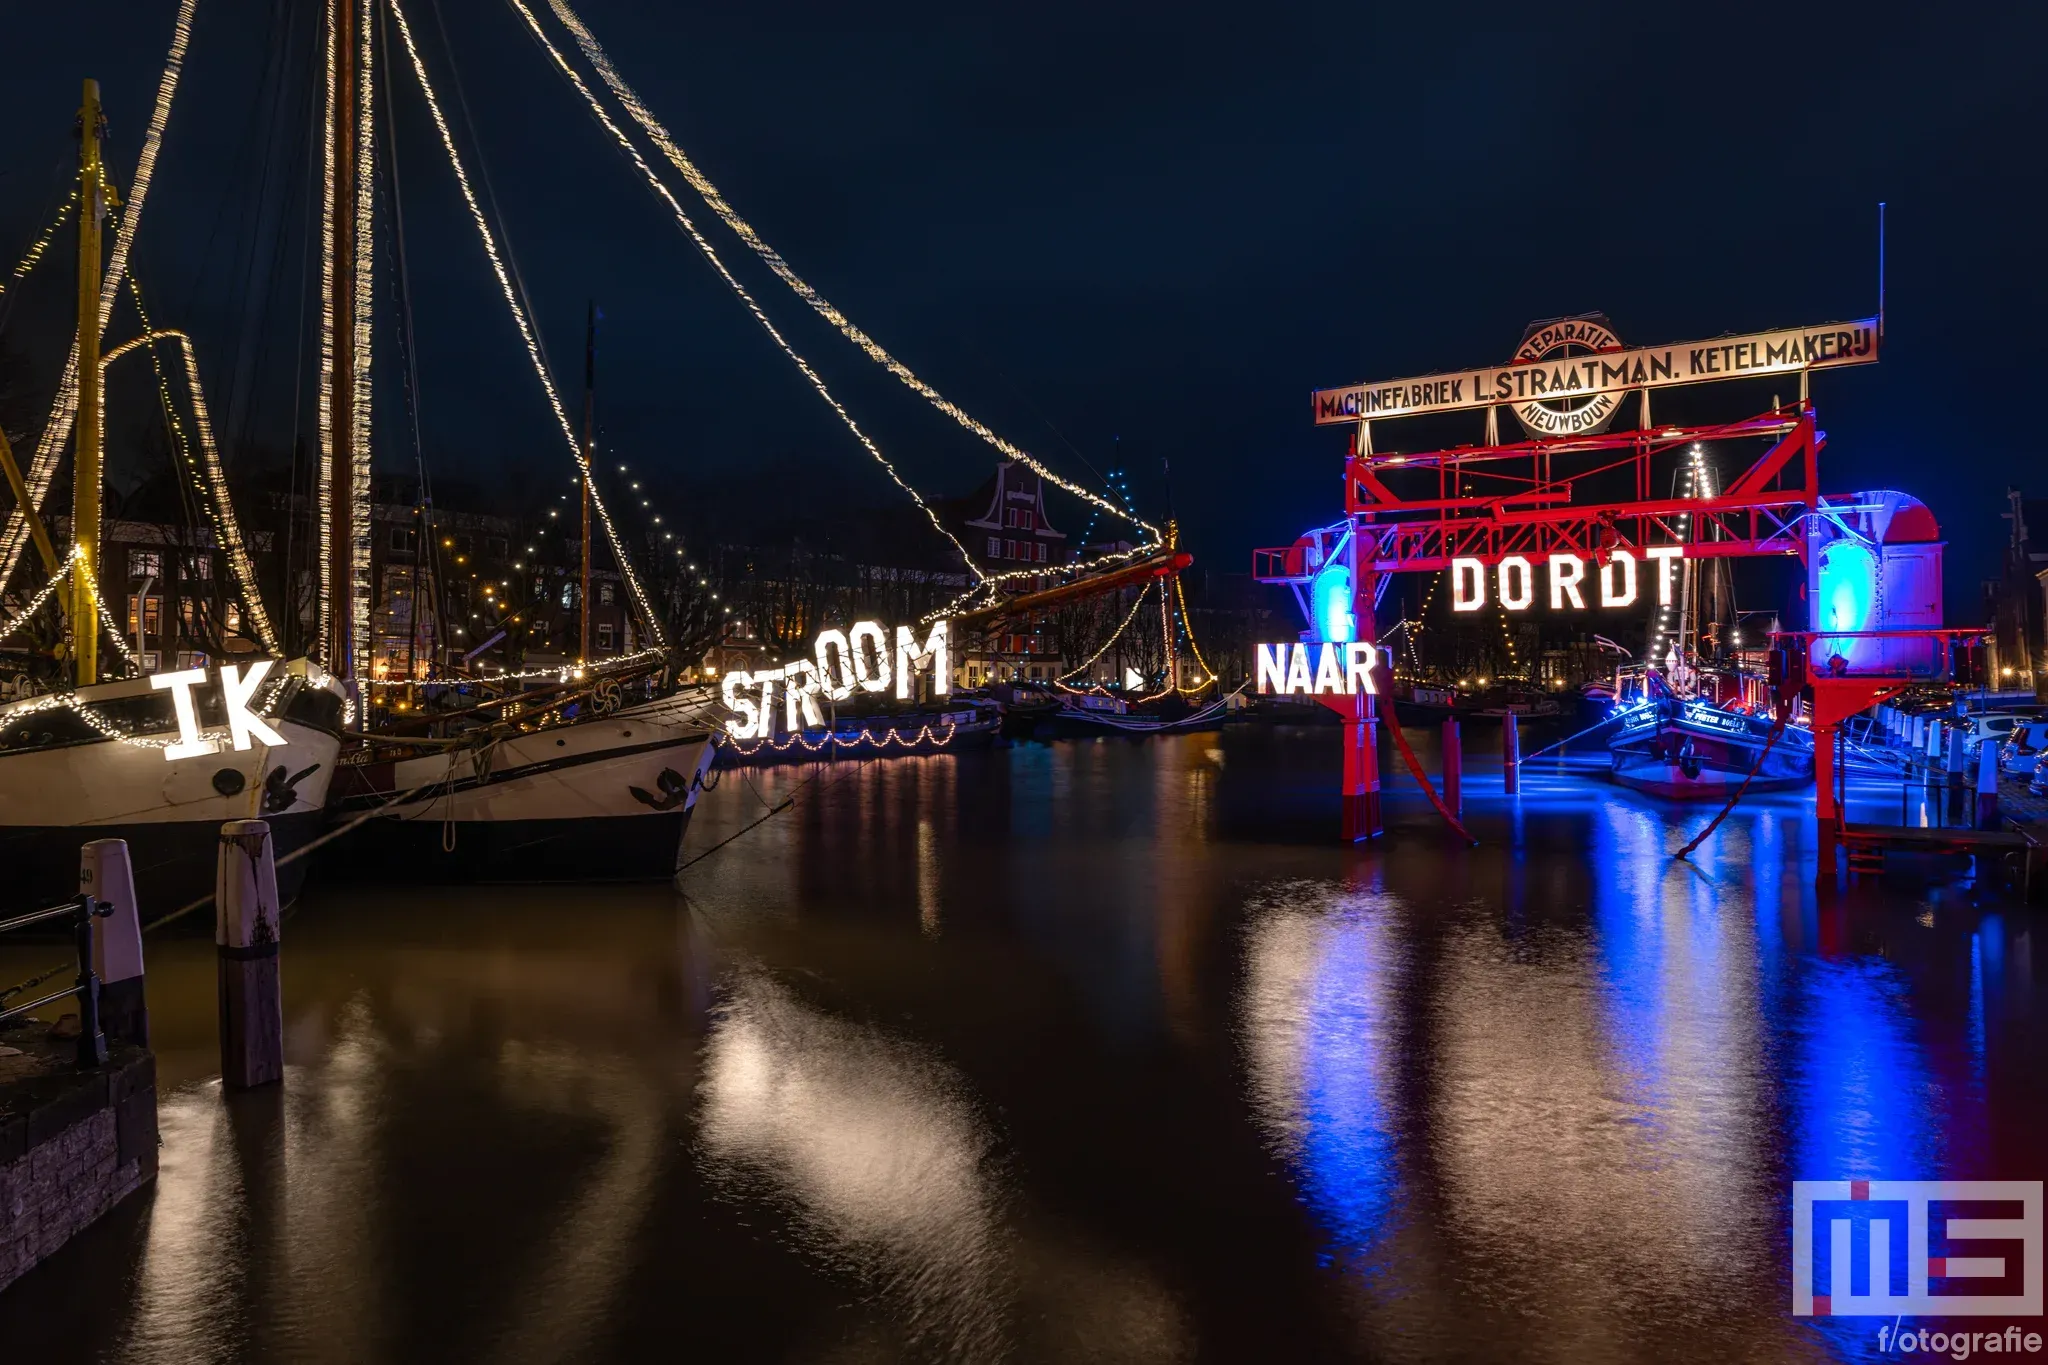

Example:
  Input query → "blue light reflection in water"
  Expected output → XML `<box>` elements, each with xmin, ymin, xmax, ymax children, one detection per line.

<box><xmin>1241</xmin><ymin>882</ymin><xmax>1405</xmax><ymax>1272</ymax></box>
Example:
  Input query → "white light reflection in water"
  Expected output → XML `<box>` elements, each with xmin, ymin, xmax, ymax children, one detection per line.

<box><xmin>1240</xmin><ymin>881</ymin><xmax>1408</xmax><ymax>1268</ymax></box>
<box><xmin>698</xmin><ymin>970</ymin><xmax>1010</xmax><ymax>1359</ymax></box>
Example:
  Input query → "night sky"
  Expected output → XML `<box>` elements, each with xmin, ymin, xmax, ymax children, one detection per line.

<box><xmin>2</xmin><ymin>0</ymin><xmax>2042</xmax><ymax>612</ymax></box>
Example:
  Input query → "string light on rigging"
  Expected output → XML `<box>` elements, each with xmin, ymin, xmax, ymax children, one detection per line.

<box><xmin>0</xmin><ymin>0</ymin><xmax>199</xmax><ymax>591</ymax></box>
<box><xmin>387</xmin><ymin>0</ymin><xmax>667</xmax><ymax>646</ymax></box>
<box><xmin>535</xmin><ymin>0</ymin><xmax>1161</xmax><ymax>549</ymax></box>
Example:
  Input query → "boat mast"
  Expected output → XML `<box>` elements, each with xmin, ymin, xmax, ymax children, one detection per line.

<box><xmin>580</xmin><ymin>300</ymin><xmax>594</xmax><ymax>665</ymax></box>
<box><xmin>325</xmin><ymin>0</ymin><xmax>359</xmax><ymax>684</ymax></box>
<box><xmin>71</xmin><ymin>79</ymin><xmax>107</xmax><ymax>685</ymax></box>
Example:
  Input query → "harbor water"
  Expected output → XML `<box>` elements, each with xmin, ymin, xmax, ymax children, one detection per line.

<box><xmin>1</xmin><ymin>726</ymin><xmax>2040</xmax><ymax>1363</ymax></box>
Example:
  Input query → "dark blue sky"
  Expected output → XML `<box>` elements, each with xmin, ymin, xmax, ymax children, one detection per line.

<box><xmin>2</xmin><ymin>0</ymin><xmax>2042</xmax><ymax>607</ymax></box>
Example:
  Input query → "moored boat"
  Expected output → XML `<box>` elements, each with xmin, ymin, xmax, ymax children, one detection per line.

<box><xmin>0</xmin><ymin>660</ymin><xmax>347</xmax><ymax>920</ymax></box>
<box><xmin>325</xmin><ymin>687</ymin><xmax>718</xmax><ymax>882</ymax></box>
<box><xmin>1607</xmin><ymin>695</ymin><xmax>1813</xmax><ymax>797</ymax></box>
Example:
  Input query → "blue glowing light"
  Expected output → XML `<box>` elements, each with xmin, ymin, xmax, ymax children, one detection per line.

<box><xmin>1815</xmin><ymin>540</ymin><xmax>1878</xmax><ymax>667</ymax></box>
<box><xmin>1312</xmin><ymin>559</ymin><xmax>1356</xmax><ymax>644</ymax></box>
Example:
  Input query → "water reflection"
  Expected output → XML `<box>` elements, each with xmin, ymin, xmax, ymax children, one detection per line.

<box><xmin>698</xmin><ymin>969</ymin><xmax>1010</xmax><ymax>1360</ymax></box>
<box><xmin>0</xmin><ymin>728</ymin><xmax>2038</xmax><ymax>1364</ymax></box>
<box><xmin>1240</xmin><ymin>880</ymin><xmax>1407</xmax><ymax>1267</ymax></box>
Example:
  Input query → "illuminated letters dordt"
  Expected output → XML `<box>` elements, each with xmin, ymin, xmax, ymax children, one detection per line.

<box><xmin>1448</xmin><ymin>548</ymin><xmax>1673</xmax><ymax>613</ymax></box>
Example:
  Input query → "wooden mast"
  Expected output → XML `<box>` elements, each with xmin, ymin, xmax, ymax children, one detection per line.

<box><xmin>325</xmin><ymin>0</ymin><xmax>359</xmax><ymax>686</ymax></box>
<box><xmin>71</xmin><ymin>79</ymin><xmax>106</xmax><ymax>685</ymax></box>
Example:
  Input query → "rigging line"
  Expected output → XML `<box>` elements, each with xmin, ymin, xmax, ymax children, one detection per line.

<box><xmin>283</xmin><ymin>10</ymin><xmax>323</xmax><ymax>656</ymax></box>
<box><xmin>423</xmin><ymin>0</ymin><xmax>560</xmax><ymax>397</ymax></box>
<box><xmin>227</xmin><ymin>0</ymin><xmax>321</xmax><ymax>480</ymax></box>
<box><xmin>378</xmin><ymin>0</ymin><xmax>435</xmax><ymax>681</ymax></box>
<box><xmin>1055</xmin><ymin>580</ymin><xmax>1152</xmax><ymax>682</ymax></box>
<box><xmin>945</xmin><ymin>328</ymin><xmax>1117</xmax><ymax>498</ymax></box>
<box><xmin>0</xmin><ymin>0</ymin><xmax>201</xmax><ymax>594</ymax></box>
<box><xmin>0</xmin><ymin>179</ymin><xmax>80</xmax><ymax>318</ymax></box>
<box><xmin>385</xmin><ymin>0</ymin><xmax>669</xmax><ymax>647</ymax></box>
<box><xmin>538</xmin><ymin>0</ymin><xmax>1159</xmax><ymax>546</ymax></box>
<box><xmin>100</xmin><ymin>321</ymin><xmax>282</xmax><ymax>653</ymax></box>
<box><xmin>497</xmin><ymin>0</ymin><xmax>982</xmax><ymax>589</ymax></box>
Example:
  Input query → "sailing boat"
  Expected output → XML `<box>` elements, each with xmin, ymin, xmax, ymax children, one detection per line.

<box><xmin>305</xmin><ymin>2</ymin><xmax>718</xmax><ymax>882</ymax></box>
<box><xmin>0</xmin><ymin>76</ymin><xmax>348</xmax><ymax>920</ymax></box>
<box><xmin>1607</xmin><ymin>445</ymin><xmax>1814</xmax><ymax>797</ymax></box>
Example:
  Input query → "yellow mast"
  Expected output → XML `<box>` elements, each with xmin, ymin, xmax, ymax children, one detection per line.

<box><xmin>70</xmin><ymin>78</ymin><xmax>107</xmax><ymax>685</ymax></box>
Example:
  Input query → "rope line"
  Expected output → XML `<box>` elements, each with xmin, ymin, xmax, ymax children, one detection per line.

<box><xmin>537</xmin><ymin>0</ymin><xmax>1159</xmax><ymax>551</ymax></box>
<box><xmin>0</xmin><ymin>0</ymin><xmax>200</xmax><ymax>592</ymax></box>
<box><xmin>386</xmin><ymin>0</ymin><xmax>668</xmax><ymax>646</ymax></box>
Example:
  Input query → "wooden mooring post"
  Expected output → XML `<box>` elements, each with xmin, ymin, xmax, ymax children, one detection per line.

<box><xmin>1502</xmin><ymin>711</ymin><xmax>1520</xmax><ymax>795</ymax></box>
<box><xmin>82</xmin><ymin>838</ymin><xmax>146</xmax><ymax>1047</ymax></box>
<box><xmin>216</xmin><ymin>820</ymin><xmax>283</xmax><ymax>1089</ymax></box>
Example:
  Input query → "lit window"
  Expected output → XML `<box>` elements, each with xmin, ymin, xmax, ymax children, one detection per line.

<box><xmin>987</xmin><ymin>537</ymin><xmax>1000</xmax><ymax>557</ymax></box>
<box><xmin>597</xmin><ymin>623</ymin><xmax>615</xmax><ymax>651</ymax></box>
<box><xmin>126</xmin><ymin>596</ymin><xmax>163</xmax><ymax>637</ymax></box>
<box><xmin>128</xmin><ymin>550</ymin><xmax>163</xmax><ymax>581</ymax></box>
<box><xmin>599</xmin><ymin>582</ymin><xmax>615</xmax><ymax>606</ymax></box>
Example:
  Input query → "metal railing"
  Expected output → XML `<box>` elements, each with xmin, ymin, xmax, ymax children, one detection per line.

<box><xmin>0</xmin><ymin>894</ymin><xmax>114</xmax><ymax>1067</ymax></box>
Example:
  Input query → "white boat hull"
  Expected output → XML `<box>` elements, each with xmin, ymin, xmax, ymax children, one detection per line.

<box><xmin>326</xmin><ymin>693</ymin><xmax>719</xmax><ymax>882</ymax></box>
<box><xmin>0</xmin><ymin>665</ymin><xmax>344</xmax><ymax>921</ymax></box>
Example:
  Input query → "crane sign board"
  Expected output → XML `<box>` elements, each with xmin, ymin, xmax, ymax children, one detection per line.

<box><xmin>1312</xmin><ymin>317</ymin><xmax>1880</xmax><ymax>431</ymax></box>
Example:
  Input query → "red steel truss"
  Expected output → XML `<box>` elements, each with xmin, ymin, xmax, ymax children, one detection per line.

<box><xmin>1256</xmin><ymin>404</ymin><xmax>1822</xmax><ymax>581</ymax></box>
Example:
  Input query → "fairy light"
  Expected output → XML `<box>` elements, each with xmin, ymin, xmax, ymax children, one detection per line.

<box><xmin>1055</xmin><ymin>581</ymin><xmax>1153</xmax><ymax>683</ymax></box>
<box><xmin>540</xmin><ymin>0</ymin><xmax>1159</xmax><ymax>553</ymax></box>
<box><xmin>0</xmin><ymin>561</ymin><xmax>73</xmax><ymax>644</ymax></box>
<box><xmin>0</xmin><ymin>0</ymin><xmax>199</xmax><ymax>591</ymax></box>
<box><xmin>69</xmin><ymin>546</ymin><xmax>138</xmax><ymax>676</ymax></box>
<box><xmin>0</xmin><ymin>182</ymin><xmax>79</xmax><ymax>301</ymax></box>
<box><xmin>721</xmin><ymin>720</ymin><xmax>958</xmax><ymax>758</ymax></box>
<box><xmin>374</xmin><ymin>645</ymin><xmax>663</xmax><ymax>689</ymax></box>
<box><xmin>101</xmin><ymin>315</ymin><xmax>281</xmax><ymax>654</ymax></box>
<box><xmin>498</xmin><ymin>0</ymin><xmax>977</xmax><ymax>589</ymax></box>
<box><xmin>388</xmin><ymin>0</ymin><xmax>668</xmax><ymax>646</ymax></box>
<box><xmin>1172</xmin><ymin>572</ymin><xmax>1217</xmax><ymax>692</ymax></box>
<box><xmin>315</xmin><ymin>0</ymin><xmax>341</xmax><ymax>656</ymax></box>
<box><xmin>348</xmin><ymin>0</ymin><xmax>377</xmax><ymax>681</ymax></box>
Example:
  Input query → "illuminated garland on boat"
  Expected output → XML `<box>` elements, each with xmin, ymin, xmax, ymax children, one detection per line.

<box><xmin>502</xmin><ymin>0</ymin><xmax>978</xmax><ymax>581</ymax></box>
<box><xmin>0</xmin><ymin>0</ymin><xmax>199</xmax><ymax>592</ymax></box>
<box><xmin>2</xmin><ymin>659</ymin><xmax>294</xmax><ymax>750</ymax></box>
<box><xmin>540</xmin><ymin>0</ymin><xmax>1160</xmax><ymax>550</ymax></box>
<box><xmin>1055</xmin><ymin>581</ymin><xmax>1153</xmax><ymax>683</ymax></box>
<box><xmin>0</xmin><ymin>183</ymin><xmax>79</xmax><ymax>301</ymax></box>
<box><xmin>348</xmin><ymin>0</ymin><xmax>378</xmax><ymax>680</ymax></box>
<box><xmin>371</xmin><ymin>645</ymin><xmax>665</xmax><ymax>689</ymax></box>
<box><xmin>720</xmin><ymin>720</ymin><xmax>958</xmax><ymax>757</ymax></box>
<box><xmin>314</xmin><ymin>0</ymin><xmax>341</xmax><ymax>658</ymax></box>
<box><xmin>100</xmin><ymin>317</ymin><xmax>282</xmax><ymax>655</ymax></box>
<box><xmin>0</xmin><ymin>562</ymin><xmax>73</xmax><ymax>644</ymax></box>
<box><xmin>388</xmin><ymin>0</ymin><xmax>667</xmax><ymax>646</ymax></box>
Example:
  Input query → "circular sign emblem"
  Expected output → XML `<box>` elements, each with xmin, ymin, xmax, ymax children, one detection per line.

<box><xmin>1511</xmin><ymin>315</ymin><xmax>1623</xmax><ymax>438</ymax></box>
